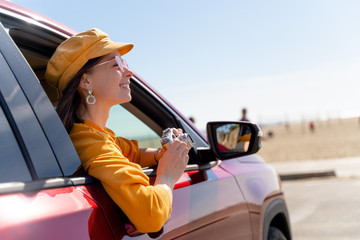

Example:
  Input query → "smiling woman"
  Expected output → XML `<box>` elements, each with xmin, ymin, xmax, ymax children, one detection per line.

<box><xmin>44</xmin><ymin>27</ymin><xmax>191</xmax><ymax>233</ymax></box>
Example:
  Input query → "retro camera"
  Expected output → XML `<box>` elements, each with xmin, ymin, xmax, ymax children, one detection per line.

<box><xmin>161</xmin><ymin>128</ymin><xmax>194</xmax><ymax>150</ymax></box>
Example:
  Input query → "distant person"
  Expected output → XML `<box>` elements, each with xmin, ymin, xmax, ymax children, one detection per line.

<box><xmin>309</xmin><ymin>121</ymin><xmax>315</xmax><ymax>132</ymax></box>
<box><xmin>268</xmin><ymin>131</ymin><xmax>274</xmax><ymax>138</ymax></box>
<box><xmin>240</xmin><ymin>108</ymin><xmax>249</xmax><ymax>122</ymax></box>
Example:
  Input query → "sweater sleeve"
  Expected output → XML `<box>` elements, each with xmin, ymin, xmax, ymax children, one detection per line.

<box><xmin>70</xmin><ymin>129</ymin><xmax>171</xmax><ymax>233</ymax></box>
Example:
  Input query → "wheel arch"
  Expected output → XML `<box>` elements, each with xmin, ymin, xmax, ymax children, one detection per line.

<box><xmin>262</xmin><ymin>198</ymin><xmax>291</xmax><ymax>240</ymax></box>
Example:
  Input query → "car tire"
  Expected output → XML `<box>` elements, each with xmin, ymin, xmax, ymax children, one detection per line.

<box><xmin>268</xmin><ymin>226</ymin><xmax>287</xmax><ymax>240</ymax></box>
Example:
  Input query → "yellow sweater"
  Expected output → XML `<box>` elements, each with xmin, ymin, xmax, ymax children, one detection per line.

<box><xmin>69</xmin><ymin>120</ymin><xmax>171</xmax><ymax>233</ymax></box>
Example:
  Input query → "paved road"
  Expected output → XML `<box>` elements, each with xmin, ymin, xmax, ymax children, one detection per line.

<box><xmin>282</xmin><ymin>177</ymin><xmax>360</xmax><ymax>240</ymax></box>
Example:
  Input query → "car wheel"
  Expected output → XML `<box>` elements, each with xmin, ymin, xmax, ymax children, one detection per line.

<box><xmin>268</xmin><ymin>226</ymin><xmax>287</xmax><ymax>240</ymax></box>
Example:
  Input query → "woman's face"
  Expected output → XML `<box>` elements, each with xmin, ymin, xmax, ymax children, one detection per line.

<box><xmin>84</xmin><ymin>51</ymin><xmax>133</xmax><ymax>107</ymax></box>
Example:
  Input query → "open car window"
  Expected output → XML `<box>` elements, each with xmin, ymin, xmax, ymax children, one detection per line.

<box><xmin>107</xmin><ymin>104</ymin><xmax>162</xmax><ymax>149</ymax></box>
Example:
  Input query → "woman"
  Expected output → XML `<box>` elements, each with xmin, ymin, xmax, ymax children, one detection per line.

<box><xmin>45</xmin><ymin>28</ymin><xmax>189</xmax><ymax>233</ymax></box>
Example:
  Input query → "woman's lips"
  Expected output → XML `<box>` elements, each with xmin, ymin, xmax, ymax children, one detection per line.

<box><xmin>120</xmin><ymin>84</ymin><xmax>130</xmax><ymax>90</ymax></box>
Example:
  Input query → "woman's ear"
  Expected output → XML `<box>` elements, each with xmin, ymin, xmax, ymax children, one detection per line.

<box><xmin>79</xmin><ymin>73</ymin><xmax>91</xmax><ymax>90</ymax></box>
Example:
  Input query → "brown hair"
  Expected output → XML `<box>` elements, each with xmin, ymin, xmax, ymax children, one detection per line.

<box><xmin>56</xmin><ymin>57</ymin><xmax>102</xmax><ymax>132</ymax></box>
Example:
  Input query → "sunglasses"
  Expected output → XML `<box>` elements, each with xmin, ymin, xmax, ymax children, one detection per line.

<box><xmin>115</xmin><ymin>56</ymin><xmax>129</xmax><ymax>71</ymax></box>
<box><xmin>90</xmin><ymin>55</ymin><xmax>129</xmax><ymax>71</ymax></box>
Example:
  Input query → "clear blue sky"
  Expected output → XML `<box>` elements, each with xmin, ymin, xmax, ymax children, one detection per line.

<box><xmin>12</xmin><ymin>0</ymin><xmax>360</xmax><ymax>130</ymax></box>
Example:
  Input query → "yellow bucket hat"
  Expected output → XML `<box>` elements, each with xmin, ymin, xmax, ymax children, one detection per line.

<box><xmin>45</xmin><ymin>28</ymin><xmax>134</xmax><ymax>93</ymax></box>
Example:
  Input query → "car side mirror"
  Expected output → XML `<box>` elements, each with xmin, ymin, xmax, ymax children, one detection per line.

<box><xmin>206</xmin><ymin>121</ymin><xmax>263</xmax><ymax>160</ymax></box>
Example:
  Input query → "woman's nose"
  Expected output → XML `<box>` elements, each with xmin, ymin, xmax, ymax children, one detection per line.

<box><xmin>123</xmin><ymin>66</ymin><xmax>133</xmax><ymax>78</ymax></box>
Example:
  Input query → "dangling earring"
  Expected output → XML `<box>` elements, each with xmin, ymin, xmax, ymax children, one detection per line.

<box><xmin>86</xmin><ymin>88</ymin><xmax>96</xmax><ymax>105</ymax></box>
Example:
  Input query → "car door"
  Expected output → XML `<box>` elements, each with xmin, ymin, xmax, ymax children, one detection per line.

<box><xmin>106</xmin><ymin>78</ymin><xmax>253</xmax><ymax>239</ymax></box>
<box><xmin>0</xmin><ymin>22</ymin><xmax>116</xmax><ymax>239</ymax></box>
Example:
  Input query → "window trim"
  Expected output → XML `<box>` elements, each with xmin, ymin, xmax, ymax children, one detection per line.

<box><xmin>0</xmin><ymin>177</ymin><xmax>75</xmax><ymax>195</ymax></box>
<box><xmin>142</xmin><ymin>160</ymin><xmax>220</xmax><ymax>177</ymax></box>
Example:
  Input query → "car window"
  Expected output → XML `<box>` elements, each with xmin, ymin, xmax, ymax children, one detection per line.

<box><xmin>107</xmin><ymin>104</ymin><xmax>162</xmax><ymax>149</ymax></box>
<box><xmin>0</xmin><ymin>104</ymin><xmax>32</xmax><ymax>183</ymax></box>
<box><xmin>180</xmin><ymin>119</ymin><xmax>208</xmax><ymax>151</ymax></box>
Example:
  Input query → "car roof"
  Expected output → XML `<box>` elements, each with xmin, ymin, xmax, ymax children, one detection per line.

<box><xmin>0</xmin><ymin>0</ymin><xmax>75</xmax><ymax>36</ymax></box>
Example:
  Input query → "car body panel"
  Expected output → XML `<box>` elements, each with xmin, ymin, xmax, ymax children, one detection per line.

<box><xmin>165</xmin><ymin>165</ymin><xmax>252</xmax><ymax>239</ymax></box>
<box><xmin>219</xmin><ymin>154</ymin><xmax>284</xmax><ymax>239</ymax></box>
<box><xmin>219</xmin><ymin>155</ymin><xmax>280</xmax><ymax>206</ymax></box>
<box><xmin>124</xmin><ymin>165</ymin><xmax>253</xmax><ymax>239</ymax></box>
<box><xmin>0</xmin><ymin>186</ymin><xmax>114</xmax><ymax>240</ymax></box>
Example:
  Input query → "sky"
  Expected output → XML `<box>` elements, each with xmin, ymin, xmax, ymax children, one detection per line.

<box><xmin>11</xmin><ymin>0</ymin><xmax>360</xmax><ymax>131</ymax></box>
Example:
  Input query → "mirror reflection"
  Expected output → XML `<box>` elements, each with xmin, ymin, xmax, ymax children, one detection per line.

<box><xmin>216</xmin><ymin>123</ymin><xmax>251</xmax><ymax>153</ymax></box>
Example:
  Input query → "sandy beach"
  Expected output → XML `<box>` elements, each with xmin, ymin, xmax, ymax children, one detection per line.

<box><xmin>258</xmin><ymin>117</ymin><xmax>360</xmax><ymax>162</ymax></box>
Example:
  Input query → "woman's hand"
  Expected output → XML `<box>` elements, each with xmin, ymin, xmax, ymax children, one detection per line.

<box><xmin>155</xmin><ymin>136</ymin><xmax>189</xmax><ymax>190</ymax></box>
<box><xmin>154</xmin><ymin>128</ymin><xmax>185</xmax><ymax>162</ymax></box>
<box><xmin>170</xmin><ymin>128</ymin><xmax>184</xmax><ymax>137</ymax></box>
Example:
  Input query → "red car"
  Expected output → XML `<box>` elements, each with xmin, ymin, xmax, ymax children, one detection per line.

<box><xmin>0</xmin><ymin>1</ymin><xmax>291</xmax><ymax>239</ymax></box>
